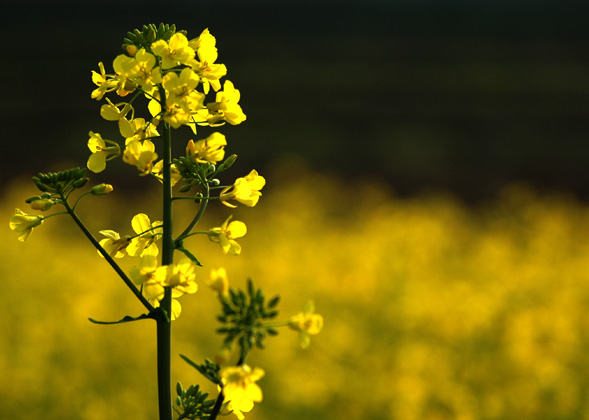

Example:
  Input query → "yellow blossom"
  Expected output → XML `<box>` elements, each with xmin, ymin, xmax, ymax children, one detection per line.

<box><xmin>208</xmin><ymin>216</ymin><xmax>247</xmax><ymax>255</ymax></box>
<box><xmin>203</xmin><ymin>80</ymin><xmax>247</xmax><ymax>126</ymax></box>
<box><xmin>127</xmin><ymin>213</ymin><xmax>163</xmax><ymax>257</ymax></box>
<box><xmin>151</xmin><ymin>33</ymin><xmax>195</xmax><ymax>69</ymax></box>
<box><xmin>165</xmin><ymin>259</ymin><xmax>198</xmax><ymax>297</ymax></box>
<box><xmin>129</xmin><ymin>255</ymin><xmax>167</xmax><ymax>305</ymax></box>
<box><xmin>220</xmin><ymin>170</ymin><xmax>265</xmax><ymax>208</ymax></box>
<box><xmin>9</xmin><ymin>209</ymin><xmax>43</xmax><ymax>241</ymax></box>
<box><xmin>151</xmin><ymin>160</ymin><xmax>182</xmax><ymax>186</ymax></box>
<box><xmin>208</xmin><ymin>267</ymin><xmax>229</xmax><ymax>296</ymax></box>
<box><xmin>98</xmin><ymin>230</ymin><xmax>129</xmax><ymax>258</ymax></box>
<box><xmin>221</xmin><ymin>365</ymin><xmax>264</xmax><ymax>420</ymax></box>
<box><xmin>186</xmin><ymin>132</ymin><xmax>226</xmax><ymax>164</ymax></box>
<box><xmin>288</xmin><ymin>300</ymin><xmax>324</xmax><ymax>348</ymax></box>
<box><xmin>87</xmin><ymin>131</ymin><xmax>121</xmax><ymax>173</ymax></box>
<box><xmin>188</xmin><ymin>28</ymin><xmax>227</xmax><ymax>93</ymax></box>
<box><xmin>123</xmin><ymin>139</ymin><xmax>158</xmax><ymax>175</ymax></box>
<box><xmin>119</xmin><ymin>117</ymin><xmax>160</xmax><ymax>142</ymax></box>
<box><xmin>91</xmin><ymin>62</ymin><xmax>118</xmax><ymax>100</ymax></box>
<box><xmin>100</xmin><ymin>98</ymin><xmax>133</xmax><ymax>121</ymax></box>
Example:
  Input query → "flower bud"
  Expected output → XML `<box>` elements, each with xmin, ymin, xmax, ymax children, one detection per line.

<box><xmin>30</xmin><ymin>198</ymin><xmax>54</xmax><ymax>211</ymax></box>
<box><xmin>91</xmin><ymin>183</ymin><xmax>114</xmax><ymax>195</ymax></box>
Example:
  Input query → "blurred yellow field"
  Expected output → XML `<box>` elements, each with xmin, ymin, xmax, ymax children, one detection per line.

<box><xmin>2</xmin><ymin>168</ymin><xmax>589</xmax><ymax>420</ymax></box>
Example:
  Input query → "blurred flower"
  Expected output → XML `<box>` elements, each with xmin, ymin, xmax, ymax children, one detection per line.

<box><xmin>151</xmin><ymin>161</ymin><xmax>182</xmax><ymax>186</ymax></box>
<box><xmin>165</xmin><ymin>258</ymin><xmax>198</xmax><ymax>297</ymax></box>
<box><xmin>208</xmin><ymin>216</ymin><xmax>247</xmax><ymax>255</ymax></box>
<box><xmin>220</xmin><ymin>170</ymin><xmax>265</xmax><ymax>208</ymax></box>
<box><xmin>221</xmin><ymin>364</ymin><xmax>264</xmax><ymax>420</ymax></box>
<box><xmin>9</xmin><ymin>209</ymin><xmax>43</xmax><ymax>241</ymax></box>
<box><xmin>289</xmin><ymin>300</ymin><xmax>324</xmax><ymax>348</ymax></box>
<box><xmin>208</xmin><ymin>267</ymin><xmax>229</xmax><ymax>296</ymax></box>
<box><xmin>91</xmin><ymin>183</ymin><xmax>114</xmax><ymax>195</ymax></box>
<box><xmin>129</xmin><ymin>255</ymin><xmax>167</xmax><ymax>305</ymax></box>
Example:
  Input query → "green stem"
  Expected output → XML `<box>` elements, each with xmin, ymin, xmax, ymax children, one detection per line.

<box><xmin>62</xmin><ymin>199</ymin><xmax>154</xmax><ymax>312</ymax></box>
<box><xmin>157</xmin><ymin>106</ymin><xmax>174</xmax><ymax>420</ymax></box>
<box><xmin>174</xmin><ymin>184</ymin><xmax>209</xmax><ymax>246</ymax></box>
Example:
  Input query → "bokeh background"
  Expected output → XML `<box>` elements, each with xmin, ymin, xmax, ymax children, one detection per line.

<box><xmin>2</xmin><ymin>1</ymin><xmax>589</xmax><ymax>419</ymax></box>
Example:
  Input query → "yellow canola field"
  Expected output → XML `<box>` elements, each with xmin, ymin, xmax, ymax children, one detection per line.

<box><xmin>2</xmin><ymin>170</ymin><xmax>589</xmax><ymax>420</ymax></box>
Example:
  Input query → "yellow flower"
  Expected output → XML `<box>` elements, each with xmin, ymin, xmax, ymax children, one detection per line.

<box><xmin>87</xmin><ymin>131</ymin><xmax>121</xmax><ymax>173</ymax></box>
<box><xmin>186</xmin><ymin>132</ymin><xmax>226</xmax><ymax>164</ymax></box>
<box><xmin>188</xmin><ymin>28</ymin><xmax>227</xmax><ymax>93</ymax></box>
<box><xmin>129</xmin><ymin>255</ymin><xmax>167</xmax><ymax>305</ymax></box>
<box><xmin>208</xmin><ymin>267</ymin><xmax>229</xmax><ymax>296</ymax></box>
<box><xmin>208</xmin><ymin>216</ymin><xmax>247</xmax><ymax>255</ymax></box>
<box><xmin>151</xmin><ymin>160</ymin><xmax>182</xmax><ymax>186</ymax></box>
<box><xmin>10</xmin><ymin>209</ymin><xmax>43</xmax><ymax>241</ymax></box>
<box><xmin>288</xmin><ymin>300</ymin><xmax>324</xmax><ymax>348</ymax></box>
<box><xmin>91</xmin><ymin>62</ymin><xmax>118</xmax><ymax>100</ymax></box>
<box><xmin>221</xmin><ymin>365</ymin><xmax>264</xmax><ymax>420</ymax></box>
<box><xmin>220</xmin><ymin>170</ymin><xmax>265</xmax><ymax>208</ymax></box>
<box><xmin>113</xmin><ymin>48</ymin><xmax>161</xmax><ymax>95</ymax></box>
<box><xmin>123</xmin><ymin>139</ymin><xmax>158</xmax><ymax>175</ymax></box>
<box><xmin>205</xmin><ymin>80</ymin><xmax>247</xmax><ymax>126</ymax></box>
<box><xmin>119</xmin><ymin>117</ymin><xmax>160</xmax><ymax>142</ymax></box>
<box><xmin>151</xmin><ymin>33</ymin><xmax>195</xmax><ymax>70</ymax></box>
<box><xmin>165</xmin><ymin>259</ymin><xmax>198</xmax><ymax>297</ymax></box>
<box><xmin>98</xmin><ymin>230</ymin><xmax>129</xmax><ymax>258</ymax></box>
<box><xmin>100</xmin><ymin>98</ymin><xmax>133</xmax><ymax>121</ymax></box>
<box><xmin>127</xmin><ymin>213</ymin><xmax>163</xmax><ymax>257</ymax></box>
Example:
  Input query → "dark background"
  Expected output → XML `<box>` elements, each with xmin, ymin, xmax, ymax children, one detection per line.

<box><xmin>2</xmin><ymin>0</ymin><xmax>589</xmax><ymax>202</ymax></box>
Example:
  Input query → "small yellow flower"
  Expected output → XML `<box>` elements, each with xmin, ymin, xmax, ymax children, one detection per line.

<box><xmin>91</xmin><ymin>62</ymin><xmax>118</xmax><ymax>100</ymax></box>
<box><xmin>87</xmin><ymin>131</ymin><xmax>121</xmax><ymax>173</ymax></box>
<box><xmin>100</xmin><ymin>98</ymin><xmax>133</xmax><ymax>121</ymax></box>
<box><xmin>186</xmin><ymin>132</ymin><xmax>227</xmax><ymax>164</ymax></box>
<box><xmin>208</xmin><ymin>267</ymin><xmax>229</xmax><ymax>296</ymax></box>
<box><xmin>188</xmin><ymin>28</ymin><xmax>227</xmax><ymax>93</ymax></box>
<box><xmin>129</xmin><ymin>255</ymin><xmax>167</xmax><ymax>305</ymax></box>
<box><xmin>205</xmin><ymin>80</ymin><xmax>247</xmax><ymax>126</ymax></box>
<box><xmin>127</xmin><ymin>213</ymin><xmax>163</xmax><ymax>257</ymax></box>
<box><xmin>165</xmin><ymin>259</ymin><xmax>198</xmax><ymax>297</ymax></box>
<box><xmin>208</xmin><ymin>216</ymin><xmax>247</xmax><ymax>255</ymax></box>
<box><xmin>288</xmin><ymin>300</ymin><xmax>324</xmax><ymax>348</ymax></box>
<box><xmin>151</xmin><ymin>160</ymin><xmax>182</xmax><ymax>186</ymax></box>
<box><xmin>123</xmin><ymin>139</ymin><xmax>158</xmax><ymax>175</ymax></box>
<box><xmin>10</xmin><ymin>209</ymin><xmax>43</xmax><ymax>241</ymax></box>
<box><xmin>151</xmin><ymin>33</ymin><xmax>195</xmax><ymax>70</ymax></box>
<box><xmin>220</xmin><ymin>170</ymin><xmax>265</xmax><ymax>208</ymax></box>
<box><xmin>221</xmin><ymin>364</ymin><xmax>264</xmax><ymax>420</ymax></box>
<box><xmin>98</xmin><ymin>230</ymin><xmax>130</xmax><ymax>258</ymax></box>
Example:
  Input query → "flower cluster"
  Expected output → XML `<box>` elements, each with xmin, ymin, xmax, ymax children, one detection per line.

<box><xmin>88</xmin><ymin>26</ymin><xmax>245</xmax><ymax>176</ymax></box>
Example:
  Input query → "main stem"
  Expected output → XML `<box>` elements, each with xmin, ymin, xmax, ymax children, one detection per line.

<box><xmin>157</xmin><ymin>118</ymin><xmax>174</xmax><ymax>420</ymax></box>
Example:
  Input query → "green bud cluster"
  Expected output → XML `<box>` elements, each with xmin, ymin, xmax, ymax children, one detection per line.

<box><xmin>122</xmin><ymin>23</ymin><xmax>184</xmax><ymax>53</ymax></box>
<box><xmin>174</xmin><ymin>382</ymin><xmax>217</xmax><ymax>420</ymax></box>
<box><xmin>174</xmin><ymin>154</ymin><xmax>238</xmax><ymax>194</ymax></box>
<box><xmin>217</xmin><ymin>279</ymin><xmax>280</xmax><ymax>359</ymax></box>
<box><xmin>33</xmin><ymin>168</ymin><xmax>89</xmax><ymax>196</ymax></box>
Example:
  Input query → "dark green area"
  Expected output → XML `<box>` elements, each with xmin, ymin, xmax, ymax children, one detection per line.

<box><xmin>2</xmin><ymin>0</ymin><xmax>589</xmax><ymax>201</ymax></box>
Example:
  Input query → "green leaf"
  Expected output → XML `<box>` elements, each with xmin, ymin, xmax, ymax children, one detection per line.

<box><xmin>88</xmin><ymin>313</ymin><xmax>153</xmax><ymax>325</ymax></box>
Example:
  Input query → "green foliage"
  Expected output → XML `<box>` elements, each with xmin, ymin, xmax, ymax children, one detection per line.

<box><xmin>217</xmin><ymin>279</ymin><xmax>280</xmax><ymax>359</ymax></box>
